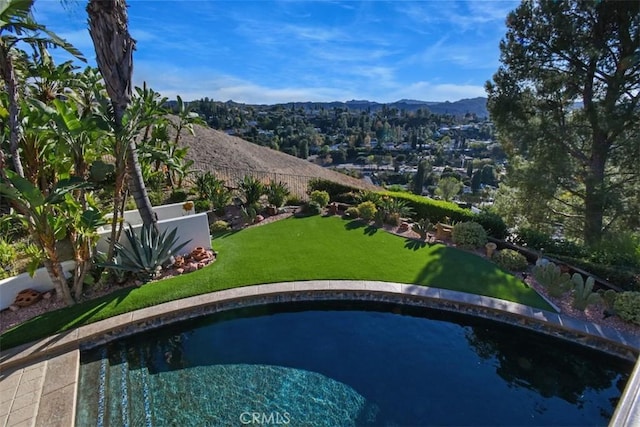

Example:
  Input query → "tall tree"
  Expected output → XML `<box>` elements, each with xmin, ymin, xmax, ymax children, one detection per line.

<box><xmin>486</xmin><ymin>0</ymin><xmax>640</xmax><ymax>245</ymax></box>
<box><xmin>0</xmin><ymin>0</ymin><xmax>84</xmax><ymax>177</ymax></box>
<box><xmin>87</xmin><ymin>0</ymin><xmax>156</xmax><ymax>227</ymax></box>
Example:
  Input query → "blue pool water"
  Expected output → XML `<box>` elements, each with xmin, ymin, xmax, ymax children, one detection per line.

<box><xmin>77</xmin><ymin>301</ymin><xmax>632</xmax><ymax>426</ymax></box>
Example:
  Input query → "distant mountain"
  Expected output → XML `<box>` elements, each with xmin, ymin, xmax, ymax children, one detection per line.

<box><xmin>249</xmin><ymin>97</ymin><xmax>489</xmax><ymax>118</ymax></box>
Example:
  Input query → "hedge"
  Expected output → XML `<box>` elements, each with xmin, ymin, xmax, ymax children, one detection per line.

<box><xmin>307</xmin><ymin>179</ymin><xmax>362</xmax><ymax>200</ymax></box>
<box><xmin>379</xmin><ymin>191</ymin><xmax>474</xmax><ymax>224</ymax></box>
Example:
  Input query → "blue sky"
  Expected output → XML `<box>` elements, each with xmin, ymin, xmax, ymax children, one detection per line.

<box><xmin>33</xmin><ymin>0</ymin><xmax>518</xmax><ymax>104</ymax></box>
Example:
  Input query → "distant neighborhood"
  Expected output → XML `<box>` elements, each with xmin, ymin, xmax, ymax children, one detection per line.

<box><xmin>185</xmin><ymin>97</ymin><xmax>502</xmax><ymax>212</ymax></box>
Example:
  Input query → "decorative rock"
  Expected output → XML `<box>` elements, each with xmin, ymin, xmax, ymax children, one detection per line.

<box><xmin>8</xmin><ymin>304</ymin><xmax>19</xmax><ymax>312</ymax></box>
<box><xmin>190</xmin><ymin>247</ymin><xmax>208</xmax><ymax>262</ymax></box>
<box><xmin>175</xmin><ymin>268</ymin><xmax>185</xmax><ymax>275</ymax></box>
<box><xmin>398</xmin><ymin>222</ymin><xmax>410</xmax><ymax>232</ymax></box>
<box><xmin>254</xmin><ymin>215</ymin><xmax>265</xmax><ymax>223</ymax></box>
<box><xmin>14</xmin><ymin>289</ymin><xmax>42</xmax><ymax>307</ymax></box>
<box><xmin>266</xmin><ymin>205</ymin><xmax>278</xmax><ymax>216</ymax></box>
<box><xmin>174</xmin><ymin>255</ymin><xmax>185</xmax><ymax>268</ymax></box>
<box><xmin>42</xmin><ymin>291</ymin><xmax>52</xmax><ymax>300</ymax></box>
<box><xmin>197</xmin><ymin>262</ymin><xmax>205</xmax><ymax>269</ymax></box>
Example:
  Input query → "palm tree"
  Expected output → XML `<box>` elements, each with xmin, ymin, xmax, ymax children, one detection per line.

<box><xmin>0</xmin><ymin>0</ymin><xmax>84</xmax><ymax>178</ymax></box>
<box><xmin>86</xmin><ymin>0</ymin><xmax>156</xmax><ymax>227</ymax></box>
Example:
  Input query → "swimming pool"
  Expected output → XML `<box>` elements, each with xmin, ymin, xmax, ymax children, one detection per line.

<box><xmin>76</xmin><ymin>300</ymin><xmax>632</xmax><ymax>426</ymax></box>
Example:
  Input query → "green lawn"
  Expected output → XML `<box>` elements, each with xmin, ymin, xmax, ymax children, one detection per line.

<box><xmin>0</xmin><ymin>215</ymin><xmax>552</xmax><ymax>349</ymax></box>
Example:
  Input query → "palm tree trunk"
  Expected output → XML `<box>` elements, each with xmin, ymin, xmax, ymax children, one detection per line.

<box><xmin>42</xmin><ymin>251</ymin><xmax>74</xmax><ymax>306</ymax></box>
<box><xmin>126</xmin><ymin>135</ymin><xmax>156</xmax><ymax>225</ymax></box>
<box><xmin>0</xmin><ymin>44</ymin><xmax>25</xmax><ymax>177</ymax></box>
<box><xmin>87</xmin><ymin>0</ymin><xmax>156</xmax><ymax>228</ymax></box>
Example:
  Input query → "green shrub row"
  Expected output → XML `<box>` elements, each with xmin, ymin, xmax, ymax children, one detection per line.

<box><xmin>308</xmin><ymin>179</ymin><xmax>361</xmax><ymax>200</ymax></box>
<box><xmin>380</xmin><ymin>191</ymin><xmax>474</xmax><ymax>224</ymax></box>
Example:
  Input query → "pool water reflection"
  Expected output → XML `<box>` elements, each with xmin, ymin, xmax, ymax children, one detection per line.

<box><xmin>77</xmin><ymin>301</ymin><xmax>632</xmax><ymax>426</ymax></box>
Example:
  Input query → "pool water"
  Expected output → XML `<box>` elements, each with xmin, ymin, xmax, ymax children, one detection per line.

<box><xmin>77</xmin><ymin>301</ymin><xmax>632</xmax><ymax>426</ymax></box>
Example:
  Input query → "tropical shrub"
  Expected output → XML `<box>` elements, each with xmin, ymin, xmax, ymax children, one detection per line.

<box><xmin>194</xmin><ymin>199</ymin><xmax>211</xmax><ymax>213</ymax></box>
<box><xmin>493</xmin><ymin>249</ymin><xmax>528</xmax><ymax>271</ymax></box>
<box><xmin>357</xmin><ymin>201</ymin><xmax>378</xmax><ymax>221</ymax></box>
<box><xmin>356</xmin><ymin>190</ymin><xmax>382</xmax><ymax>205</ymax></box>
<box><xmin>239</xmin><ymin>176</ymin><xmax>265</xmax><ymax>206</ymax></box>
<box><xmin>195</xmin><ymin>171</ymin><xmax>220</xmax><ymax>200</ymax></box>
<box><xmin>0</xmin><ymin>238</ymin><xmax>17</xmax><ymax>279</ymax></box>
<box><xmin>571</xmin><ymin>273</ymin><xmax>602</xmax><ymax>311</ymax></box>
<box><xmin>344</xmin><ymin>206</ymin><xmax>360</xmax><ymax>219</ymax></box>
<box><xmin>267</xmin><ymin>181</ymin><xmax>290</xmax><ymax>208</ymax></box>
<box><xmin>210</xmin><ymin>220</ymin><xmax>230</xmax><ymax>233</ymax></box>
<box><xmin>209</xmin><ymin>182</ymin><xmax>233</xmax><ymax>215</ymax></box>
<box><xmin>310</xmin><ymin>190</ymin><xmax>330</xmax><ymax>208</ymax></box>
<box><xmin>531</xmin><ymin>259</ymin><xmax>572</xmax><ymax>297</ymax></box>
<box><xmin>103</xmin><ymin>224</ymin><xmax>191</xmax><ymax>282</ymax></box>
<box><xmin>452</xmin><ymin>222</ymin><xmax>487</xmax><ymax>249</ymax></box>
<box><xmin>473</xmin><ymin>211</ymin><xmax>508</xmax><ymax>240</ymax></box>
<box><xmin>613</xmin><ymin>292</ymin><xmax>640</xmax><ymax>325</ymax></box>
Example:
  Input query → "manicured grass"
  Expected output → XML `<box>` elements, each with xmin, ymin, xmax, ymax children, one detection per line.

<box><xmin>0</xmin><ymin>215</ymin><xmax>552</xmax><ymax>349</ymax></box>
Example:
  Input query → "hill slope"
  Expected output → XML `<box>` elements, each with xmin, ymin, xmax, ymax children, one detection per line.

<box><xmin>177</xmin><ymin>121</ymin><xmax>378</xmax><ymax>194</ymax></box>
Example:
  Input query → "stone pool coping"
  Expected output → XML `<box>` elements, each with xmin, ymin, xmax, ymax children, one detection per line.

<box><xmin>1</xmin><ymin>280</ymin><xmax>639</xmax><ymax>426</ymax></box>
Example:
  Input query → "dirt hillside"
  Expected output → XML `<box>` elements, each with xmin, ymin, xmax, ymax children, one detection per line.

<box><xmin>176</xmin><ymin>120</ymin><xmax>378</xmax><ymax>194</ymax></box>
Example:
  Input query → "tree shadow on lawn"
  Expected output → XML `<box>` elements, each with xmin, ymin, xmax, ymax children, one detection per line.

<box><xmin>412</xmin><ymin>245</ymin><xmax>534</xmax><ymax>304</ymax></box>
<box><xmin>0</xmin><ymin>286</ymin><xmax>136</xmax><ymax>350</ymax></box>
<box><xmin>404</xmin><ymin>238</ymin><xmax>427</xmax><ymax>251</ymax></box>
<box><xmin>343</xmin><ymin>219</ymin><xmax>378</xmax><ymax>236</ymax></box>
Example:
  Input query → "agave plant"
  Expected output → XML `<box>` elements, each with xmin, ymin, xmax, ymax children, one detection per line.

<box><xmin>412</xmin><ymin>218</ymin><xmax>432</xmax><ymax>240</ymax></box>
<box><xmin>104</xmin><ymin>224</ymin><xmax>191</xmax><ymax>282</ymax></box>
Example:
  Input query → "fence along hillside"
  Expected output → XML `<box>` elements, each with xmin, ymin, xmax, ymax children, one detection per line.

<box><xmin>189</xmin><ymin>162</ymin><xmax>367</xmax><ymax>199</ymax></box>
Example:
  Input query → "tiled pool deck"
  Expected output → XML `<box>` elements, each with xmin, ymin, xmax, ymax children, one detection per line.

<box><xmin>1</xmin><ymin>280</ymin><xmax>639</xmax><ymax>427</ymax></box>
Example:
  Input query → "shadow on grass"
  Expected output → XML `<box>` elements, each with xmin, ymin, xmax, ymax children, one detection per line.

<box><xmin>412</xmin><ymin>245</ymin><xmax>549</xmax><ymax>310</ymax></box>
<box><xmin>404</xmin><ymin>238</ymin><xmax>427</xmax><ymax>251</ymax></box>
<box><xmin>344</xmin><ymin>219</ymin><xmax>366</xmax><ymax>231</ymax></box>
<box><xmin>0</xmin><ymin>286</ymin><xmax>135</xmax><ymax>350</ymax></box>
<box><xmin>343</xmin><ymin>219</ymin><xmax>379</xmax><ymax>236</ymax></box>
<box><xmin>212</xmin><ymin>229</ymin><xmax>240</xmax><ymax>239</ymax></box>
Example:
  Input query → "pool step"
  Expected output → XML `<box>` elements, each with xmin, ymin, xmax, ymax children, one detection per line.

<box><xmin>76</xmin><ymin>345</ymin><xmax>156</xmax><ymax>426</ymax></box>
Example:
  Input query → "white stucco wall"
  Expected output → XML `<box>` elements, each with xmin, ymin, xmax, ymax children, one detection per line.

<box><xmin>0</xmin><ymin>260</ymin><xmax>75</xmax><ymax>311</ymax></box>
